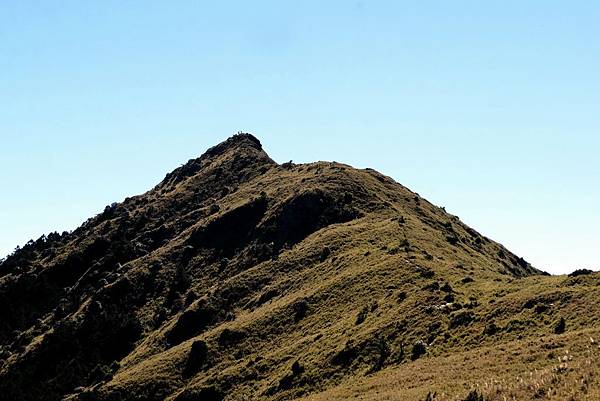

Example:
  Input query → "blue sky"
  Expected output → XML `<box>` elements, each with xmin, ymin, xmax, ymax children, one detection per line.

<box><xmin>1</xmin><ymin>1</ymin><xmax>598</xmax><ymax>273</ymax></box>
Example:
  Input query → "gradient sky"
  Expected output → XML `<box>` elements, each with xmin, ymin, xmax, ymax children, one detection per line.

<box><xmin>1</xmin><ymin>1</ymin><xmax>599</xmax><ymax>274</ymax></box>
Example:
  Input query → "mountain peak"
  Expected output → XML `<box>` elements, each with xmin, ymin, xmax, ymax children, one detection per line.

<box><xmin>201</xmin><ymin>132</ymin><xmax>263</xmax><ymax>160</ymax></box>
<box><xmin>160</xmin><ymin>133</ymin><xmax>273</xmax><ymax>188</ymax></box>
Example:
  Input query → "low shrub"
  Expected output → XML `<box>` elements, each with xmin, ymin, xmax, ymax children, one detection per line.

<box><xmin>356</xmin><ymin>306</ymin><xmax>369</xmax><ymax>325</ymax></box>
<box><xmin>483</xmin><ymin>322</ymin><xmax>499</xmax><ymax>336</ymax></box>
<box><xmin>554</xmin><ymin>317</ymin><xmax>566</xmax><ymax>334</ymax></box>
<box><xmin>218</xmin><ymin>328</ymin><xmax>246</xmax><ymax>347</ymax></box>
<box><xmin>411</xmin><ymin>340</ymin><xmax>427</xmax><ymax>360</ymax></box>
<box><xmin>462</xmin><ymin>390</ymin><xmax>484</xmax><ymax>401</ymax></box>
<box><xmin>293</xmin><ymin>299</ymin><xmax>309</xmax><ymax>322</ymax></box>
<box><xmin>449</xmin><ymin>311</ymin><xmax>475</xmax><ymax>329</ymax></box>
<box><xmin>184</xmin><ymin>340</ymin><xmax>209</xmax><ymax>376</ymax></box>
<box><xmin>568</xmin><ymin>268</ymin><xmax>594</xmax><ymax>277</ymax></box>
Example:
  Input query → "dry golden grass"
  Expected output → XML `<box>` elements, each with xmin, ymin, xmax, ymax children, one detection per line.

<box><xmin>300</xmin><ymin>329</ymin><xmax>600</xmax><ymax>401</ymax></box>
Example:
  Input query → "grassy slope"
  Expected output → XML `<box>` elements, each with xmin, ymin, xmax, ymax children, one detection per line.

<box><xmin>99</xmin><ymin>161</ymin><xmax>591</xmax><ymax>401</ymax></box>
<box><xmin>300</xmin><ymin>274</ymin><xmax>600</xmax><ymax>401</ymax></box>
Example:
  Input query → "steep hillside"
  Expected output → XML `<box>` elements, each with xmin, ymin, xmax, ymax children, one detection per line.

<box><xmin>1</xmin><ymin>134</ymin><xmax>597</xmax><ymax>401</ymax></box>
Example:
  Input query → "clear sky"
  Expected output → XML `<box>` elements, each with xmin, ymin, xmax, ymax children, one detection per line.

<box><xmin>1</xmin><ymin>1</ymin><xmax>598</xmax><ymax>274</ymax></box>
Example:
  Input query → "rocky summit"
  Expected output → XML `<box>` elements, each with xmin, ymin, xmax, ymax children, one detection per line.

<box><xmin>1</xmin><ymin>134</ymin><xmax>599</xmax><ymax>401</ymax></box>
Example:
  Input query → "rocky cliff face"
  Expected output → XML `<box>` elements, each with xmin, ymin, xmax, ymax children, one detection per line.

<box><xmin>1</xmin><ymin>134</ymin><xmax>561</xmax><ymax>401</ymax></box>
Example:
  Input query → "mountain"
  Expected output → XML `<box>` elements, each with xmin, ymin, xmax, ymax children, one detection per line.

<box><xmin>1</xmin><ymin>134</ymin><xmax>599</xmax><ymax>401</ymax></box>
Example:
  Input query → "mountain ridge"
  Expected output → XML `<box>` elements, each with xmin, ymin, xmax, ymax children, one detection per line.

<box><xmin>1</xmin><ymin>134</ymin><xmax>598</xmax><ymax>401</ymax></box>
